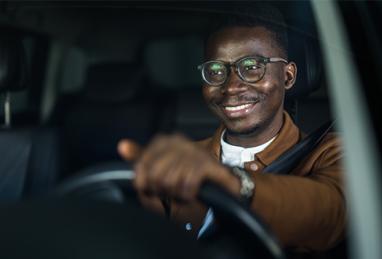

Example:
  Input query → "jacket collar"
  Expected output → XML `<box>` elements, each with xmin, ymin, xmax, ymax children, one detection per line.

<box><xmin>208</xmin><ymin>111</ymin><xmax>300</xmax><ymax>166</ymax></box>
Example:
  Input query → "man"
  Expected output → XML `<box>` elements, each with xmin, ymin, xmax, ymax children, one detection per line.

<box><xmin>118</xmin><ymin>5</ymin><xmax>346</xmax><ymax>256</ymax></box>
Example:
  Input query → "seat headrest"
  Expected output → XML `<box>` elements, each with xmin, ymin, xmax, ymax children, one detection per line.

<box><xmin>285</xmin><ymin>31</ymin><xmax>323</xmax><ymax>99</ymax></box>
<box><xmin>144</xmin><ymin>37</ymin><xmax>204</xmax><ymax>89</ymax></box>
<box><xmin>0</xmin><ymin>34</ymin><xmax>28</xmax><ymax>93</ymax></box>
<box><xmin>83</xmin><ymin>62</ymin><xmax>144</xmax><ymax>103</ymax></box>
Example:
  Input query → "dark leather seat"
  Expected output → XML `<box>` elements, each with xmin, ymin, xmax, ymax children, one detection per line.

<box><xmin>144</xmin><ymin>37</ymin><xmax>220</xmax><ymax>140</ymax></box>
<box><xmin>285</xmin><ymin>28</ymin><xmax>328</xmax><ymax>132</ymax></box>
<box><xmin>0</xmin><ymin>33</ymin><xmax>59</xmax><ymax>201</ymax></box>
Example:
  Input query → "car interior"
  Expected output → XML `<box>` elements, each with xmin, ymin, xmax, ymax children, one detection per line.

<box><xmin>0</xmin><ymin>1</ymin><xmax>342</xmax><ymax>258</ymax></box>
<box><xmin>0</xmin><ymin>0</ymin><xmax>333</xmax><ymax>189</ymax></box>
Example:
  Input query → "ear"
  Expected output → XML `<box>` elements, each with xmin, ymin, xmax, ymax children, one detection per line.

<box><xmin>284</xmin><ymin>62</ymin><xmax>297</xmax><ymax>90</ymax></box>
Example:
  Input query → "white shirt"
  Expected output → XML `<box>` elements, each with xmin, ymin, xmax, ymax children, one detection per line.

<box><xmin>220</xmin><ymin>130</ymin><xmax>276</xmax><ymax>168</ymax></box>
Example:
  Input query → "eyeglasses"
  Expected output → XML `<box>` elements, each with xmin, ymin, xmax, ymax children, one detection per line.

<box><xmin>198</xmin><ymin>55</ymin><xmax>288</xmax><ymax>86</ymax></box>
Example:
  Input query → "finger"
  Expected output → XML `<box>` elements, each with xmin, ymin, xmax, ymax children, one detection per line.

<box><xmin>135</xmin><ymin>137</ymin><xmax>178</xmax><ymax>193</ymax></box>
<box><xmin>136</xmin><ymin>135</ymin><xmax>206</xmax><ymax>200</ymax></box>
<box><xmin>160</xmin><ymin>155</ymin><xmax>190</xmax><ymax>199</ymax></box>
<box><xmin>133</xmin><ymin>163</ymin><xmax>150</xmax><ymax>194</ymax></box>
<box><xmin>138</xmin><ymin>135</ymin><xmax>184</xmax><ymax>179</ymax></box>
<box><xmin>168</xmin><ymin>150</ymin><xmax>206</xmax><ymax>202</ymax></box>
<box><xmin>163</xmin><ymin>139</ymin><xmax>207</xmax><ymax>201</ymax></box>
<box><xmin>118</xmin><ymin>139</ymin><xmax>143</xmax><ymax>162</ymax></box>
<box><xmin>146</xmin><ymin>156</ymin><xmax>175</xmax><ymax>195</ymax></box>
<box><xmin>179</xmin><ymin>155</ymin><xmax>219</xmax><ymax>201</ymax></box>
<box><xmin>179</xmin><ymin>167</ymin><xmax>202</xmax><ymax>202</ymax></box>
<box><xmin>138</xmin><ymin>135</ymin><xmax>169</xmax><ymax>169</ymax></box>
<box><xmin>133</xmin><ymin>136</ymin><xmax>172</xmax><ymax>196</ymax></box>
<box><xmin>137</xmin><ymin>191</ymin><xmax>165</xmax><ymax>215</ymax></box>
<box><xmin>143</xmin><ymin>137</ymin><xmax>193</xmax><ymax>198</ymax></box>
<box><xmin>150</xmin><ymin>136</ymin><xmax>196</xmax><ymax>196</ymax></box>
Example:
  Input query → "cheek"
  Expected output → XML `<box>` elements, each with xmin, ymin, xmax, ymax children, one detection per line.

<box><xmin>257</xmin><ymin>68</ymin><xmax>285</xmax><ymax>103</ymax></box>
<box><xmin>257</xmin><ymin>84</ymin><xmax>284</xmax><ymax>112</ymax></box>
<box><xmin>250</xmin><ymin>85</ymin><xmax>285</xmax><ymax>123</ymax></box>
<box><xmin>202</xmin><ymin>86</ymin><xmax>220</xmax><ymax>106</ymax></box>
<box><xmin>263</xmin><ymin>82</ymin><xmax>284</xmax><ymax>97</ymax></box>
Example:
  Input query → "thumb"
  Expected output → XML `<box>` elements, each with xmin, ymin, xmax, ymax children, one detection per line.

<box><xmin>117</xmin><ymin>139</ymin><xmax>143</xmax><ymax>162</ymax></box>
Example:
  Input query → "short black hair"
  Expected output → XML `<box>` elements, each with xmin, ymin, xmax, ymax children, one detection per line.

<box><xmin>206</xmin><ymin>3</ymin><xmax>288</xmax><ymax>58</ymax></box>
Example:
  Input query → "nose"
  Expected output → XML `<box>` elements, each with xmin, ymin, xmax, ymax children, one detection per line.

<box><xmin>221</xmin><ymin>68</ymin><xmax>248</xmax><ymax>95</ymax></box>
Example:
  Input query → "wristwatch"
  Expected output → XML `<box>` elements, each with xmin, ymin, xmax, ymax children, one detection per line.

<box><xmin>231</xmin><ymin>167</ymin><xmax>255</xmax><ymax>205</ymax></box>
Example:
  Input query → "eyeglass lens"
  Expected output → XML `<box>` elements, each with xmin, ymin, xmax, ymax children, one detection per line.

<box><xmin>202</xmin><ymin>57</ymin><xmax>265</xmax><ymax>85</ymax></box>
<box><xmin>203</xmin><ymin>62</ymin><xmax>227</xmax><ymax>85</ymax></box>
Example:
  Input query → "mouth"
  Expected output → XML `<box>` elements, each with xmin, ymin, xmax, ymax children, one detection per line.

<box><xmin>221</xmin><ymin>101</ymin><xmax>258</xmax><ymax>119</ymax></box>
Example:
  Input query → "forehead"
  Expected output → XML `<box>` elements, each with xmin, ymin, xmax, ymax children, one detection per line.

<box><xmin>205</xmin><ymin>26</ymin><xmax>281</xmax><ymax>62</ymax></box>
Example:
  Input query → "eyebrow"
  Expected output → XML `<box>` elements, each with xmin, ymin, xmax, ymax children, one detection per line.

<box><xmin>204</xmin><ymin>54</ymin><xmax>265</xmax><ymax>64</ymax></box>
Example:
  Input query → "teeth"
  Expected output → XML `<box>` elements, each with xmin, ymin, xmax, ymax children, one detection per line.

<box><xmin>224</xmin><ymin>103</ymin><xmax>252</xmax><ymax>111</ymax></box>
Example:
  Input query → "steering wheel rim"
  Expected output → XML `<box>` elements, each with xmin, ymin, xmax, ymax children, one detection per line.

<box><xmin>56</xmin><ymin>161</ymin><xmax>285</xmax><ymax>259</ymax></box>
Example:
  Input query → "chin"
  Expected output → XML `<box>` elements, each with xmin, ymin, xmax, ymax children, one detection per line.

<box><xmin>226</xmin><ymin>123</ymin><xmax>260</xmax><ymax>137</ymax></box>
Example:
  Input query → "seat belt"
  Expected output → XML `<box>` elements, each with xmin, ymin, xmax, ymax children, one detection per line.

<box><xmin>263</xmin><ymin>120</ymin><xmax>335</xmax><ymax>174</ymax></box>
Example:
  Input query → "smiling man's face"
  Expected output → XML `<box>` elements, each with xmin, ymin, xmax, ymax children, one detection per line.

<box><xmin>202</xmin><ymin>26</ymin><xmax>295</xmax><ymax>145</ymax></box>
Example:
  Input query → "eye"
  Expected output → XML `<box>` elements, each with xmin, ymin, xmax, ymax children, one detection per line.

<box><xmin>241</xmin><ymin>58</ymin><xmax>261</xmax><ymax>71</ymax></box>
<box><xmin>202</xmin><ymin>62</ymin><xmax>227</xmax><ymax>85</ymax></box>
<box><xmin>206</xmin><ymin>62</ymin><xmax>226</xmax><ymax>77</ymax></box>
<box><xmin>208</xmin><ymin>63</ymin><xmax>225</xmax><ymax>75</ymax></box>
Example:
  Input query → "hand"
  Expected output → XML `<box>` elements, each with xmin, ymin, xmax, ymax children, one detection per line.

<box><xmin>118</xmin><ymin>134</ymin><xmax>240</xmax><ymax>203</ymax></box>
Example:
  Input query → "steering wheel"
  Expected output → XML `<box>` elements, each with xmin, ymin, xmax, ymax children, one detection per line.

<box><xmin>56</xmin><ymin>161</ymin><xmax>285</xmax><ymax>259</ymax></box>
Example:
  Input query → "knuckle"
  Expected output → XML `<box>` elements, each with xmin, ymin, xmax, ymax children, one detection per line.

<box><xmin>133</xmin><ymin>175</ymin><xmax>146</xmax><ymax>192</ymax></box>
<box><xmin>162</xmin><ymin>175</ymin><xmax>174</xmax><ymax>189</ymax></box>
<box><xmin>173</xmin><ymin>133</ymin><xmax>186</xmax><ymax>141</ymax></box>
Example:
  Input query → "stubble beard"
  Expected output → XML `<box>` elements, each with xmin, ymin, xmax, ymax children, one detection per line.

<box><xmin>226</xmin><ymin>122</ymin><xmax>260</xmax><ymax>137</ymax></box>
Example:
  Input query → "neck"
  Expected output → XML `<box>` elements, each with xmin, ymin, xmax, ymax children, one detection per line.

<box><xmin>225</xmin><ymin>112</ymin><xmax>284</xmax><ymax>148</ymax></box>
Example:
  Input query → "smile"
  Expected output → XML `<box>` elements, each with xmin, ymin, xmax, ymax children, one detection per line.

<box><xmin>224</xmin><ymin>103</ymin><xmax>253</xmax><ymax>111</ymax></box>
<box><xmin>222</xmin><ymin>102</ymin><xmax>257</xmax><ymax>118</ymax></box>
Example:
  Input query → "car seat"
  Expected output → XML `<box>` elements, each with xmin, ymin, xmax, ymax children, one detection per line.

<box><xmin>284</xmin><ymin>28</ymin><xmax>328</xmax><ymax>132</ymax></box>
<box><xmin>0</xmin><ymin>32</ymin><xmax>59</xmax><ymax>201</ymax></box>
<box><xmin>144</xmin><ymin>36</ymin><xmax>221</xmax><ymax>140</ymax></box>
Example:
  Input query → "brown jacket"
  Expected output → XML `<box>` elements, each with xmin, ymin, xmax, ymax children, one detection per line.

<box><xmin>172</xmin><ymin>112</ymin><xmax>346</xmax><ymax>253</ymax></box>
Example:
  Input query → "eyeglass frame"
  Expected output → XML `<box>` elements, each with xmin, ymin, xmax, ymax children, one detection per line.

<box><xmin>197</xmin><ymin>55</ymin><xmax>289</xmax><ymax>86</ymax></box>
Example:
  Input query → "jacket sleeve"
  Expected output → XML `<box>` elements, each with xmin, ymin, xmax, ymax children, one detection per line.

<box><xmin>251</xmin><ymin>136</ymin><xmax>346</xmax><ymax>251</ymax></box>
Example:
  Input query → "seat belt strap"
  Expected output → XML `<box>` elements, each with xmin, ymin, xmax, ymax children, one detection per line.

<box><xmin>263</xmin><ymin>120</ymin><xmax>335</xmax><ymax>174</ymax></box>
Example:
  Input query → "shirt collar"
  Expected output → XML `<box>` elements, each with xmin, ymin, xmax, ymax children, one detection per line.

<box><xmin>207</xmin><ymin>111</ymin><xmax>301</xmax><ymax>167</ymax></box>
<box><xmin>220</xmin><ymin>130</ymin><xmax>276</xmax><ymax>168</ymax></box>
